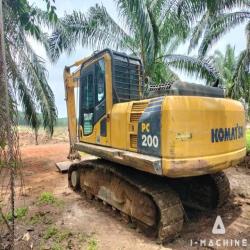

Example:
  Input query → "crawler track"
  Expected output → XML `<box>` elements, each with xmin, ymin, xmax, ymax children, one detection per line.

<box><xmin>68</xmin><ymin>159</ymin><xmax>184</xmax><ymax>243</ymax></box>
<box><xmin>211</xmin><ymin>172</ymin><xmax>230</xmax><ymax>208</ymax></box>
<box><xmin>168</xmin><ymin>172</ymin><xmax>230</xmax><ymax>211</ymax></box>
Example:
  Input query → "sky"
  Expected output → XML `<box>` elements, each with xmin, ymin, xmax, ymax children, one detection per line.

<box><xmin>28</xmin><ymin>0</ymin><xmax>248</xmax><ymax>117</ymax></box>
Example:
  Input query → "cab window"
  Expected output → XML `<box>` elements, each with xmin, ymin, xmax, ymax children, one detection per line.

<box><xmin>95</xmin><ymin>59</ymin><xmax>105</xmax><ymax>103</ymax></box>
<box><xmin>83</xmin><ymin>73</ymin><xmax>94</xmax><ymax>135</ymax></box>
<box><xmin>79</xmin><ymin>58</ymin><xmax>106</xmax><ymax>136</ymax></box>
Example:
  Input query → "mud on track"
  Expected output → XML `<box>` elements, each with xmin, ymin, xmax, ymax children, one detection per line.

<box><xmin>1</xmin><ymin>142</ymin><xmax>250</xmax><ymax>249</ymax></box>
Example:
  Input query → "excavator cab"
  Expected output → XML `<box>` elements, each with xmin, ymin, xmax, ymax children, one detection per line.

<box><xmin>77</xmin><ymin>49</ymin><xmax>143</xmax><ymax>146</ymax></box>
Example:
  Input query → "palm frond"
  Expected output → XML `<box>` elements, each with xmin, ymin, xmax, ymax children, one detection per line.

<box><xmin>177</xmin><ymin>0</ymin><xmax>207</xmax><ymax>23</ymax></box>
<box><xmin>87</xmin><ymin>5</ymin><xmax>132</xmax><ymax>50</ymax></box>
<box><xmin>188</xmin><ymin>12</ymin><xmax>209</xmax><ymax>53</ymax></box>
<box><xmin>32</xmin><ymin>7</ymin><xmax>58</xmax><ymax>29</ymax></box>
<box><xmin>149</xmin><ymin>0</ymin><xmax>179</xmax><ymax>14</ymax></box>
<box><xmin>230</xmin><ymin>50</ymin><xmax>248</xmax><ymax>98</ymax></box>
<box><xmin>233</xmin><ymin>50</ymin><xmax>248</xmax><ymax>82</ymax></box>
<box><xmin>246</xmin><ymin>21</ymin><xmax>250</xmax><ymax>51</ymax></box>
<box><xmin>164</xmin><ymin>37</ymin><xmax>184</xmax><ymax>54</ymax></box>
<box><xmin>116</xmin><ymin>0</ymin><xmax>156</xmax><ymax>63</ymax></box>
<box><xmin>213</xmin><ymin>45</ymin><xmax>237</xmax><ymax>90</ymax></box>
<box><xmin>22</xmin><ymin>51</ymin><xmax>57</xmax><ymax>135</ymax></box>
<box><xmin>6</xmin><ymin>46</ymin><xmax>40</xmax><ymax>130</ymax></box>
<box><xmin>214</xmin><ymin>50</ymin><xmax>225</xmax><ymax>76</ymax></box>
<box><xmin>3</xmin><ymin>0</ymin><xmax>58</xmax><ymax>134</ymax></box>
<box><xmin>199</xmin><ymin>11</ymin><xmax>250</xmax><ymax>57</ymax></box>
<box><xmin>156</xmin><ymin>0</ymin><xmax>184</xmax><ymax>25</ymax></box>
<box><xmin>48</xmin><ymin>5</ymin><xmax>131</xmax><ymax>61</ymax></box>
<box><xmin>48</xmin><ymin>11</ymin><xmax>89</xmax><ymax>61</ymax></box>
<box><xmin>163</xmin><ymin>54</ymin><xmax>221</xmax><ymax>85</ymax></box>
<box><xmin>224</xmin><ymin>45</ymin><xmax>236</xmax><ymax>71</ymax></box>
<box><xmin>177</xmin><ymin>0</ymin><xmax>249</xmax><ymax>22</ymax></box>
<box><xmin>10</xmin><ymin>29</ymin><xmax>57</xmax><ymax>135</ymax></box>
<box><xmin>159</xmin><ymin>7</ymin><xmax>190</xmax><ymax>45</ymax></box>
<box><xmin>220</xmin><ymin>0</ymin><xmax>250</xmax><ymax>11</ymax></box>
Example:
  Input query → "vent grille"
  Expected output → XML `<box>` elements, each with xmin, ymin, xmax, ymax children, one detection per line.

<box><xmin>130</xmin><ymin>102</ymin><xmax>148</xmax><ymax>123</ymax></box>
<box><xmin>130</xmin><ymin>113</ymin><xmax>142</xmax><ymax>123</ymax></box>
<box><xmin>131</xmin><ymin>102</ymin><xmax>148</xmax><ymax>112</ymax></box>
<box><xmin>130</xmin><ymin>134</ymin><xmax>138</xmax><ymax>148</ymax></box>
<box><xmin>129</xmin><ymin>101</ymin><xmax>148</xmax><ymax>149</ymax></box>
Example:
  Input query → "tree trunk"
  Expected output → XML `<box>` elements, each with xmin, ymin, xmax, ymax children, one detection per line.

<box><xmin>0</xmin><ymin>0</ymin><xmax>7</xmax><ymax>120</ymax></box>
<box><xmin>0</xmin><ymin>0</ymin><xmax>15</xmax><ymax>247</ymax></box>
<box><xmin>35</xmin><ymin>128</ymin><xmax>39</xmax><ymax>145</ymax></box>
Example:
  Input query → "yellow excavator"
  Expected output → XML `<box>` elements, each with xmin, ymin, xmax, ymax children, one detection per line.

<box><xmin>61</xmin><ymin>49</ymin><xmax>246</xmax><ymax>242</ymax></box>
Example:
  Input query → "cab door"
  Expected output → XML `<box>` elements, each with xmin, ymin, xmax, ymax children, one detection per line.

<box><xmin>79</xmin><ymin>58</ymin><xmax>108</xmax><ymax>145</ymax></box>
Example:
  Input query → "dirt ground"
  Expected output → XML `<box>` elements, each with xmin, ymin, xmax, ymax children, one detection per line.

<box><xmin>1</xmin><ymin>129</ymin><xmax>250</xmax><ymax>250</ymax></box>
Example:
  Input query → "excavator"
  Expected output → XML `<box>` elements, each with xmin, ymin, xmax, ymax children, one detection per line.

<box><xmin>60</xmin><ymin>49</ymin><xmax>246</xmax><ymax>242</ymax></box>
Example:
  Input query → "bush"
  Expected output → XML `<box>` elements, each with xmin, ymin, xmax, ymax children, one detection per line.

<box><xmin>87</xmin><ymin>238</ymin><xmax>98</xmax><ymax>250</ymax></box>
<box><xmin>43</xmin><ymin>226</ymin><xmax>58</xmax><ymax>240</ymax></box>
<box><xmin>6</xmin><ymin>207</ymin><xmax>28</xmax><ymax>221</ymax></box>
<box><xmin>38</xmin><ymin>192</ymin><xmax>56</xmax><ymax>205</ymax></box>
<box><xmin>246</xmin><ymin>129</ymin><xmax>250</xmax><ymax>152</ymax></box>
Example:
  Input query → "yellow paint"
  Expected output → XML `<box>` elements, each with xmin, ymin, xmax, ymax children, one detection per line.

<box><xmin>162</xmin><ymin>148</ymin><xmax>246</xmax><ymax>177</ymax></box>
<box><xmin>142</xmin><ymin>123</ymin><xmax>150</xmax><ymax>133</ymax></box>
<box><xmin>78</xmin><ymin>53</ymin><xmax>113</xmax><ymax>146</ymax></box>
<box><xmin>161</xmin><ymin>96</ymin><xmax>246</xmax><ymax>176</ymax></box>
<box><xmin>64</xmin><ymin>57</ymin><xmax>91</xmax><ymax>151</ymax></box>
<box><xmin>88</xmin><ymin>98</ymin><xmax>149</xmax><ymax>151</ymax></box>
<box><xmin>128</xmin><ymin>100</ymin><xmax>149</xmax><ymax>151</ymax></box>
<box><xmin>110</xmin><ymin>102</ymin><xmax>129</xmax><ymax>149</ymax></box>
<box><xmin>161</xmin><ymin>96</ymin><xmax>245</xmax><ymax>158</ymax></box>
<box><xmin>64</xmin><ymin>68</ymin><xmax>77</xmax><ymax>147</ymax></box>
<box><xmin>104</xmin><ymin>54</ymin><xmax>112</xmax><ymax>145</ymax></box>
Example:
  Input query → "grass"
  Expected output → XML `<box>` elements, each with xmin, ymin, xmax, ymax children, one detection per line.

<box><xmin>5</xmin><ymin>207</ymin><xmax>28</xmax><ymax>221</ymax></box>
<box><xmin>38</xmin><ymin>192</ymin><xmax>57</xmax><ymax>205</ymax></box>
<box><xmin>43</xmin><ymin>226</ymin><xmax>59</xmax><ymax>240</ymax></box>
<box><xmin>55</xmin><ymin>230</ymin><xmax>72</xmax><ymax>243</ymax></box>
<box><xmin>87</xmin><ymin>238</ymin><xmax>98</xmax><ymax>250</ymax></box>
<box><xmin>42</xmin><ymin>228</ymin><xmax>96</xmax><ymax>250</ymax></box>
<box><xmin>43</xmin><ymin>226</ymin><xmax>72</xmax><ymax>242</ymax></box>
<box><xmin>246</xmin><ymin>129</ymin><xmax>250</xmax><ymax>152</ymax></box>
<box><xmin>51</xmin><ymin>243</ymin><xmax>63</xmax><ymax>250</ymax></box>
<box><xmin>37</xmin><ymin>192</ymin><xmax>63</xmax><ymax>207</ymax></box>
<box><xmin>39</xmin><ymin>240</ymin><xmax>63</xmax><ymax>250</ymax></box>
<box><xmin>16</xmin><ymin>207</ymin><xmax>28</xmax><ymax>218</ymax></box>
<box><xmin>29</xmin><ymin>212</ymin><xmax>52</xmax><ymax>225</ymax></box>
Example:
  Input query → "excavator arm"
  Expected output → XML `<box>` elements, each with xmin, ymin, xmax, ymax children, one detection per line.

<box><xmin>63</xmin><ymin>59</ymin><xmax>88</xmax><ymax>160</ymax></box>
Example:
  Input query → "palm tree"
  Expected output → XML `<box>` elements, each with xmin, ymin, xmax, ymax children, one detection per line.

<box><xmin>48</xmin><ymin>1</ymin><xmax>220</xmax><ymax>85</ymax></box>
<box><xmin>1</xmin><ymin>0</ymin><xmax>57</xmax><ymax>243</ymax></box>
<box><xmin>230</xmin><ymin>22</ymin><xmax>250</xmax><ymax>102</ymax></box>
<box><xmin>177</xmin><ymin>0</ymin><xmax>250</xmax><ymax>57</ymax></box>
<box><xmin>3</xmin><ymin>0</ymin><xmax>58</xmax><ymax>135</ymax></box>
<box><xmin>213</xmin><ymin>24</ymin><xmax>250</xmax><ymax>105</ymax></box>
<box><xmin>213</xmin><ymin>45</ymin><xmax>237</xmax><ymax>95</ymax></box>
